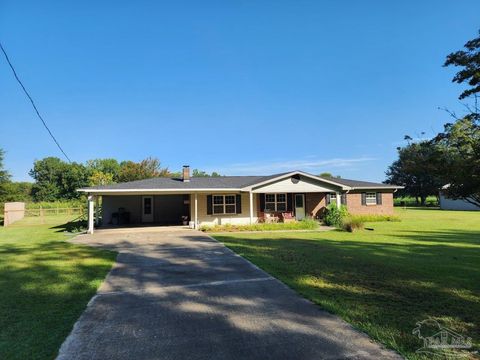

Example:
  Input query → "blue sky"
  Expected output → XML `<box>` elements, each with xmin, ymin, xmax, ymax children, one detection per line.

<box><xmin>1</xmin><ymin>1</ymin><xmax>478</xmax><ymax>182</ymax></box>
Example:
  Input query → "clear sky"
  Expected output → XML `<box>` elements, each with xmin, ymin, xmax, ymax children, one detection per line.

<box><xmin>1</xmin><ymin>1</ymin><xmax>479</xmax><ymax>182</ymax></box>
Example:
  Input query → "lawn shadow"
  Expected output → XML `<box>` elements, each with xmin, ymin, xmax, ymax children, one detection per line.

<box><xmin>215</xmin><ymin>229</ymin><xmax>480</xmax><ymax>358</ymax></box>
<box><xmin>0</xmin><ymin>239</ymin><xmax>116</xmax><ymax>360</ymax></box>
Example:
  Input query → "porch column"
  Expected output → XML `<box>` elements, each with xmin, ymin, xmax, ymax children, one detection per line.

<box><xmin>194</xmin><ymin>193</ymin><xmax>198</xmax><ymax>229</ymax></box>
<box><xmin>87</xmin><ymin>194</ymin><xmax>95</xmax><ymax>234</ymax></box>
<box><xmin>249</xmin><ymin>191</ymin><xmax>254</xmax><ymax>224</ymax></box>
<box><xmin>336</xmin><ymin>191</ymin><xmax>341</xmax><ymax>207</ymax></box>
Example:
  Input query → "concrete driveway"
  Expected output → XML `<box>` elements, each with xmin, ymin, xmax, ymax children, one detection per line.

<box><xmin>57</xmin><ymin>228</ymin><xmax>401</xmax><ymax>360</ymax></box>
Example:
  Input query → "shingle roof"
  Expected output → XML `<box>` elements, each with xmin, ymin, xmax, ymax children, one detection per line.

<box><xmin>83</xmin><ymin>175</ymin><xmax>273</xmax><ymax>190</ymax></box>
<box><xmin>80</xmin><ymin>171</ymin><xmax>399</xmax><ymax>192</ymax></box>
<box><xmin>318</xmin><ymin>177</ymin><xmax>396</xmax><ymax>189</ymax></box>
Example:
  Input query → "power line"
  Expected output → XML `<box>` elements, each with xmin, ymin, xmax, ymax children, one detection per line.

<box><xmin>0</xmin><ymin>41</ymin><xmax>71</xmax><ymax>162</ymax></box>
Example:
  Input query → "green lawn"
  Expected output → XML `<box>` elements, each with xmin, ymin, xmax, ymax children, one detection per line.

<box><xmin>214</xmin><ymin>209</ymin><xmax>480</xmax><ymax>359</ymax></box>
<box><xmin>0</xmin><ymin>215</ymin><xmax>116</xmax><ymax>360</ymax></box>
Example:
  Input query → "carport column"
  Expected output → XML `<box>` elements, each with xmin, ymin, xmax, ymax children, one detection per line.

<box><xmin>336</xmin><ymin>191</ymin><xmax>341</xmax><ymax>208</ymax></box>
<box><xmin>194</xmin><ymin>193</ymin><xmax>198</xmax><ymax>229</ymax></box>
<box><xmin>87</xmin><ymin>194</ymin><xmax>95</xmax><ymax>234</ymax></box>
<box><xmin>249</xmin><ymin>191</ymin><xmax>254</xmax><ymax>224</ymax></box>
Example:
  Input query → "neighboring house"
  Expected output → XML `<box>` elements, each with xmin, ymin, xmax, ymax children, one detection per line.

<box><xmin>439</xmin><ymin>189</ymin><xmax>480</xmax><ymax>211</ymax></box>
<box><xmin>78</xmin><ymin>166</ymin><xmax>402</xmax><ymax>233</ymax></box>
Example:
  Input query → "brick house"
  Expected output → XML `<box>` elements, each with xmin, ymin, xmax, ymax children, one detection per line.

<box><xmin>78</xmin><ymin>167</ymin><xmax>402</xmax><ymax>233</ymax></box>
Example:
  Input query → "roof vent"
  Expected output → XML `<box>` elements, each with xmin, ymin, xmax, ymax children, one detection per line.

<box><xmin>182</xmin><ymin>165</ymin><xmax>190</xmax><ymax>182</ymax></box>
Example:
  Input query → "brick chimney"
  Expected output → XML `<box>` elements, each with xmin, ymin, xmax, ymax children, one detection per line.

<box><xmin>182</xmin><ymin>165</ymin><xmax>190</xmax><ymax>182</ymax></box>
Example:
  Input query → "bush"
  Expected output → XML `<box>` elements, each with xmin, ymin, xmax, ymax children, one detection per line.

<box><xmin>342</xmin><ymin>217</ymin><xmax>364</xmax><ymax>232</ymax></box>
<box><xmin>200</xmin><ymin>218</ymin><xmax>319</xmax><ymax>232</ymax></box>
<box><xmin>324</xmin><ymin>204</ymin><xmax>349</xmax><ymax>227</ymax></box>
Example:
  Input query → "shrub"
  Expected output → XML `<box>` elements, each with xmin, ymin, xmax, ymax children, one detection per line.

<box><xmin>324</xmin><ymin>204</ymin><xmax>349</xmax><ymax>227</ymax></box>
<box><xmin>342</xmin><ymin>217</ymin><xmax>364</xmax><ymax>232</ymax></box>
<box><xmin>200</xmin><ymin>218</ymin><xmax>319</xmax><ymax>232</ymax></box>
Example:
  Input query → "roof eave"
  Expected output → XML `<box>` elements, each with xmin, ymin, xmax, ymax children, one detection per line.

<box><xmin>241</xmin><ymin>170</ymin><xmax>351</xmax><ymax>191</ymax></box>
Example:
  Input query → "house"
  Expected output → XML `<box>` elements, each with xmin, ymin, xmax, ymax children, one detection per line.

<box><xmin>78</xmin><ymin>166</ymin><xmax>402</xmax><ymax>233</ymax></box>
<box><xmin>439</xmin><ymin>190</ymin><xmax>480</xmax><ymax>211</ymax></box>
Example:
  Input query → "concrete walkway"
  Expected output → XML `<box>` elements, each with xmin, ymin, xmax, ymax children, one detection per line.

<box><xmin>57</xmin><ymin>229</ymin><xmax>402</xmax><ymax>360</ymax></box>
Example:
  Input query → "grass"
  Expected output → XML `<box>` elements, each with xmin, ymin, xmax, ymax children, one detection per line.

<box><xmin>200</xmin><ymin>218</ymin><xmax>319</xmax><ymax>232</ymax></box>
<box><xmin>213</xmin><ymin>208</ymin><xmax>480</xmax><ymax>359</ymax></box>
<box><xmin>0</xmin><ymin>215</ymin><xmax>116</xmax><ymax>360</ymax></box>
<box><xmin>394</xmin><ymin>196</ymin><xmax>438</xmax><ymax>207</ymax></box>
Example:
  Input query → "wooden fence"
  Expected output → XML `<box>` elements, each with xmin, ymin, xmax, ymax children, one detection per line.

<box><xmin>3</xmin><ymin>206</ymin><xmax>84</xmax><ymax>227</ymax></box>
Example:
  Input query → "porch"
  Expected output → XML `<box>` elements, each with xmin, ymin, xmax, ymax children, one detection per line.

<box><xmin>85</xmin><ymin>191</ymin><xmax>342</xmax><ymax>234</ymax></box>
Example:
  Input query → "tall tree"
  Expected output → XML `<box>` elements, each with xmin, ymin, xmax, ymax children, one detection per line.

<box><xmin>385</xmin><ymin>141</ymin><xmax>443</xmax><ymax>205</ymax></box>
<box><xmin>432</xmin><ymin>30</ymin><xmax>480</xmax><ymax>207</ymax></box>
<box><xmin>86</xmin><ymin>158</ymin><xmax>120</xmax><ymax>185</ymax></box>
<box><xmin>433</xmin><ymin>114</ymin><xmax>480</xmax><ymax>207</ymax></box>
<box><xmin>117</xmin><ymin>157</ymin><xmax>169</xmax><ymax>182</ymax></box>
<box><xmin>191</xmin><ymin>169</ymin><xmax>222</xmax><ymax>177</ymax></box>
<box><xmin>29</xmin><ymin>157</ymin><xmax>90</xmax><ymax>201</ymax></box>
<box><xmin>0</xmin><ymin>148</ymin><xmax>11</xmax><ymax>201</ymax></box>
<box><xmin>444</xmin><ymin>30</ymin><xmax>480</xmax><ymax>100</ymax></box>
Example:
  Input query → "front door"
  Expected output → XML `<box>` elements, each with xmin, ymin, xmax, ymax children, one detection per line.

<box><xmin>294</xmin><ymin>194</ymin><xmax>305</xmax><ymax>220</ymax></box>
<box><xmin>142</xmin><ymin>196</ymin><xmax>154</xmax><ymax>223</ymax></box>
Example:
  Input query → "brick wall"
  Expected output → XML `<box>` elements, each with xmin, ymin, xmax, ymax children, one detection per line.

<box><xmin>304</xmin><ymin>191</ymin><xmax>395</xmax><ymax>218</ymax></box>
<box><xmin>305</xmin><ymin>193</ymin><xmax>327</xmax><ymax>219</ymax></box>
<box><xmin>346</xmin><ymin>191</ymin><xmax>394</xmax><ymax>215</ymax></box>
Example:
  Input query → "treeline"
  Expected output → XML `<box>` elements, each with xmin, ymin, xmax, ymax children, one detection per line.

<box><xmin>385</xmin><ymin>30</ymin><xmax>480</xmax><ymax>208</ymax></box>
<box><xmin>0</xmin><ymin>154</ymin><xmax>220</xmax><ymax>203</ymax></box>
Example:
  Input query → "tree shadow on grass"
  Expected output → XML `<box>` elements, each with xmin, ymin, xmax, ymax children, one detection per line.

<box><xmin>50</xmin><ymin>218</ymin><xmax>87</xmax><ymax>233</ymax></box>
<box><xmin>215</xmin><ymin>229</ymin><xmax>480</xmax><ymax>359</ymax></box>
<box><xmin>0</xmin><ymin>239</ymin><xmax>116</xmax><ymax>360</ymax></box>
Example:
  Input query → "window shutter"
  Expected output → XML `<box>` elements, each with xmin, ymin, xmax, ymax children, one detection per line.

<box><xmin>376</xmin><ymin>192</ymin><xmax>382</xmax><ymax>205</ymax></box>
<box><xmin>259</xmin><ymin>194</ymin><xmax>265</xmax><ymax>212</ymax></box>
<box><xmin>236</xmin><ymin>194</ymin><xmax>242</xmax><ymax>214</ymax></box>
<box><xmin>361</xmin><ymin>193</ymin><xmax>366</xmax><ymax>206</ymax></box>
<box><xmin>207</xmin><ymin>195</ymin><xmax>213</xmax><ymax>215</ymax></box>
<box><xmin>287</xmin><ymin>193</ymin><xmax>293</xmax><ymax>211</ymax></box>
<box><xmin>325</xmin><ymin>194</ymin><xmax>331</xmax><ymax>205</ymax></box>
<box><xmin>341</xmin><ymin>193</ymin><xmax>347</xmax><ymax>205</ymax></box>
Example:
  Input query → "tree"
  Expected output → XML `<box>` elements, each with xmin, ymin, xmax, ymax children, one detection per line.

<box><xmin>433</xmin><ymin>114</ymin><xmax>480</xmax><ymax>207</ymax></box>
<box><xmin>319</xmin><ymin>172</ymin><xmax>341</xmax><ymax>179</ymax></box>
<box><xmin>192</xmin><ymin>169</ymin><xmax>222</xmax><ymax>177</ymax></box>
<box><xmin>0</xmin><ymin>148</ymin><xmax>11</xmax><ymax>201</ymax></box>
<box><xmin>86</xmin><ymin>159</ymin><xmax>120</xmax><ymax>185</ymax></box>
<box><xmin>86</xmin><ymin>159</ymin><xmax>121</xmax><ymax>181</ymax></box>
<box><xmin>385</xmin><ymin>141</ymin><xmax>443</xmax><ymax>205</ymax></box>
<box><xmin>89</xmin><ymin>170</ymin><xmax>114</xmax><ymax>186</ymax></box>
<box><xmin>117</xmin><ymin>157</ymin><xmax>169</xmax><ymax>182</ymax></box>
<box><xmin>444</xmin><ymin>30</ymin><xmax>480</xmax><ymax>100</ymax></box>
<box><xmin>29</xmin><ymin>157</ymin><xmax>90</xmax><ymax>201</ymax></box>
<box><xmin>2</xmin><ymin>182</ymin><xmax>33</xmax><ymax>202</ymax></box>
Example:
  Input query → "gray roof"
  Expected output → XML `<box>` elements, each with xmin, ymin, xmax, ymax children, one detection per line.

<box><xmin>80</xmin><ymin>171</ymin><xmax>399</xmax><ymax>192</ymax></box>
<box><xmin>83</xmin><ymin>174</ymin><xmax>284</xmax><ymax>191</ymax></box>
<box><xmin>318</xmin><ymin>177</ymin><xmax>396</xmax><ymax>189</ymax></box>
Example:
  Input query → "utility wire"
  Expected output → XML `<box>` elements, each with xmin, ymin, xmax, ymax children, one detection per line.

<box><xmin>0</xmin><ymin>41</ymin><xmax>71</xmax><ymax>162</ymax></box>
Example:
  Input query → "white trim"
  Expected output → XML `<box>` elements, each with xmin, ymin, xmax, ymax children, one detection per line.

<box><xmin>246</xmin><ymin>171</ymin><xmax>350</xmax><ymax>191</ymax></box>
<box><xmin>336</xmin><ymin>191</ymin><xmax>341</xmax><ymax>207</ymax></box>
<box><xmin>77</xmin><ymin>188</ymin><xmax>244</xmax><ymax>194</ymax></box>
<box><xmin>212</xmin><ymin>194</ymin><xmax>237</xmax><ymax>215</ymax></box>
<box><xmin>249</xmin><ymin>191</ymin><xmax>253</xmax><ymax>224</ymax></box>
<box><xmin>365</xmin><ymin>192</ymin><xmax>377</xmax><ymax>205</ymax></box>
<box><xmin>194</xmin><ymin>193</ymin><xmax>198</xmax><ymax>229</ymax></box>
<box><xmin>264</xmin><ymin>193</ymin><xmax>287</xmax><ymax>212</ymax></box>
<box><xmin>87</xmin><ymin>195</ymin><xmax>95</xmax><ymax>234</ymax></box>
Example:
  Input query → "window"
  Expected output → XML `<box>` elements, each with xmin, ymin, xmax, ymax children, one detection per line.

<box><xmin>329</xmin><ymin>193</ymin><xmax>337</xmax><ymax>203</ymax></box>
<box><xmin>265</xmin><ymin>193</ymin><xmax>287</xmax><ymax>212</ymax></box>
<box><xmin>213</xmin><ymin>195</ymin><xmax>236</xmax><ymax>214</ymax></box>
<box><xmin>365</xmin><ymin>192</ymin><xmax>377</xmax><ymax>205</ymax></box>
